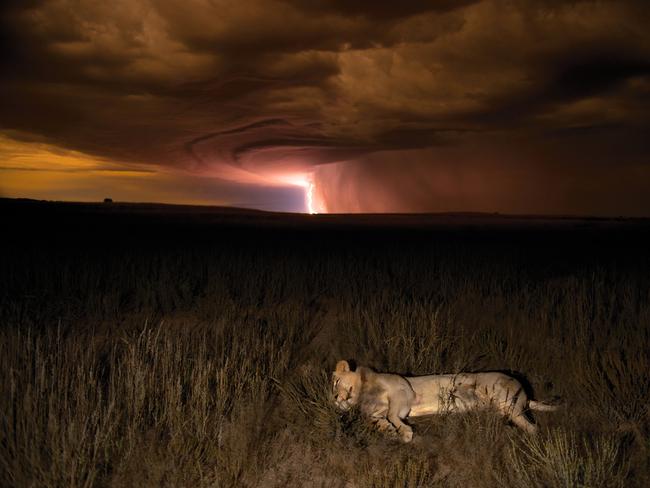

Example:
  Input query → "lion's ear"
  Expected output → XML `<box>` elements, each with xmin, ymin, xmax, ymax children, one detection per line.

<box><xmin>335</xmin><ymin>360</ymin><xmax>350</xmax><ymax>373</ymax></box>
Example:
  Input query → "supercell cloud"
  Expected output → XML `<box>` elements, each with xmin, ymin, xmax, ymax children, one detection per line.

<box><xmin>1</xmin><ymin>0</ymin><xmax>649</xmax><ymax>214</ymax></box>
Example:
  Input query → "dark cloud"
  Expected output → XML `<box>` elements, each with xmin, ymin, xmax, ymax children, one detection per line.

<box><xmin>1</xmin><ymin>0</ymin><xmax>649</xmax><ymax>214</ymax></box>
<box><xmin>283</xmin><ymin>0</ymin><xmax>480</xmax><ymax>20</ymax></box>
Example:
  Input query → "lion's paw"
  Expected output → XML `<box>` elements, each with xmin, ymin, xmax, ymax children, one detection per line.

<box><xmin>399</xmin><ymin>426</ymin><xmax>413</xmax><ymax>443</ymax></box>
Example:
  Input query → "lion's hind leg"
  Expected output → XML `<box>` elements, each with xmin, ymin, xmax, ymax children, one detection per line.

<box><xmin>510</xmin><ymin>411</ymin><xmax>538</xmax><ymax>434</ymax></box>
<box><xmin>495</xmin><ymin>380</ymin><xmax>538</xmax><ymax>434</ymax></box>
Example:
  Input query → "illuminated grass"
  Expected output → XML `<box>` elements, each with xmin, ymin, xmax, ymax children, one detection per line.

<box><xmin>1</xmin><ymin>232</ymin><xmax>648</xmax><ymax>486</ymax></box>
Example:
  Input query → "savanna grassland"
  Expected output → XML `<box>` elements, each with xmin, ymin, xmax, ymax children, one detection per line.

<box><xmin>1</xmin><ymin>199</ymin><xmax>649</xmax><ymax>487</ymax></box>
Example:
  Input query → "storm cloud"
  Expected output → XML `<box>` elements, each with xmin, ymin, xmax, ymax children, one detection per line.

<box><xmin>1</xmin><ymin>0</ymin><xmax>649</xmax><ymax>214</ymax></box>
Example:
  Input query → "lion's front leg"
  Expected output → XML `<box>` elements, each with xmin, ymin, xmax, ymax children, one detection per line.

<box><xmin>364</xmin><ymin>391</ymin><xmax>414</xmax><ymax>443</ymax></box>
<box><xmin>372</xmin><ymin>416</ymin><xmax>397</xmax><ymax>434</ymax></box>
<box><xmin>370</xmin><ymin>414</ymin><xmax>411</xmax><ymax>442</ymax></box>
<box><xmin>371</xmin><ymin>415</ymin><xmax>413</xmax><ymax>442</ymax></box>
<box><xmin>387</xmin><ymin>412</ymin><xmax>413</xmax><ymax>443</ymax></box>
<box><xmin>387</xmin><ymin>395</ymin><xmax>414</xmax><ymax>443</ymax></box>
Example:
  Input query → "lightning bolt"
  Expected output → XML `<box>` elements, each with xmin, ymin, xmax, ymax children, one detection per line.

<box><xmin>306</xmin><ymin>180</ymin><xmax>317</xmax><ymax>214</ymax></box>
<box><xmin>270</xmin><ymin>171</ymin><xmax>323</xmax><ymax>214</ymax></box>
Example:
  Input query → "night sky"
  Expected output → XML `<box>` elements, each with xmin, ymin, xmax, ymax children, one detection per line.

<box><xmin>1</xmin><ymin>1</ymin><xmax>649</xmax><ymax>215</ymax></box>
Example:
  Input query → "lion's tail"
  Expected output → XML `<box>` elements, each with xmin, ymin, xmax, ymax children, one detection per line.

<box><xmin>528</xmin><ymin>399</ymin><xmax>561</xmax><ymax>412</ymax></box>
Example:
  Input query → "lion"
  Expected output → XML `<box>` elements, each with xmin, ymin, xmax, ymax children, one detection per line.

<box><xmin>331</xmin><ymin>360</ymin><xmax>559</xmax><ymax>443</ymax></box>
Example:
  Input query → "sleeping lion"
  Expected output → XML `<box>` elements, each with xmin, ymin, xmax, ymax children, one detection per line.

<box><xmin>331</xmin><ymin>360</ymin><xmax>558</xmax><ymax>442</ymax></box>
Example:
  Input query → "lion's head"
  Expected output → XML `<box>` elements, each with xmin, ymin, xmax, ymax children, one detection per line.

<box><xmin>331</xmin><ymin>360</ymin><xmax>362</xmax><ymax>411</ymax></box>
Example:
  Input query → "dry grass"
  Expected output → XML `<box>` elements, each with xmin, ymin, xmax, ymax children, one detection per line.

<box><xmin>504</xmin><ymin>428</ymin><xmax>630</xmax><ymax>488</ymax></box>
<box><xmin>1</xmin><ymin>230</ymin><xmax>649</xmax><ymax>487</ymax></box>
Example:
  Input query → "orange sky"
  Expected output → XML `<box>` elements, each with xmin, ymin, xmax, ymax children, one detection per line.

<box><xmin>0</xmin><ymin>135</ymin><xmax>239</xmax><ymax>206</ymax></box>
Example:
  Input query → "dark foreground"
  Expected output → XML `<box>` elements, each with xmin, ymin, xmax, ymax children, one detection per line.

<box><xmin>1</xmin><ymin>199</ymin><xmax>649</xmax><ymax>487</ymax></box>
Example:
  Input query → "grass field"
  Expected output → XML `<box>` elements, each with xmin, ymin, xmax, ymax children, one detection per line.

<box><xmin>1</xmin><ymin>200</ymin><xmax>649</xmax><ymax>487</ymax></box>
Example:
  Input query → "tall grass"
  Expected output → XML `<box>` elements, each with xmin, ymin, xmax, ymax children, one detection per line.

<box><xmin>505</xmin><ymin>428</ymin><xmax>630</xmax><ymax>488</ymax></box>
<box><xmin>0</xmin><ymin>305</ymin><xmax>310</xmax><ymax>486</ymax></box>
<box><xmin>1</xmin><ymin>230</ymin><xmax>648</xmax><ymax>486</ymax></box>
